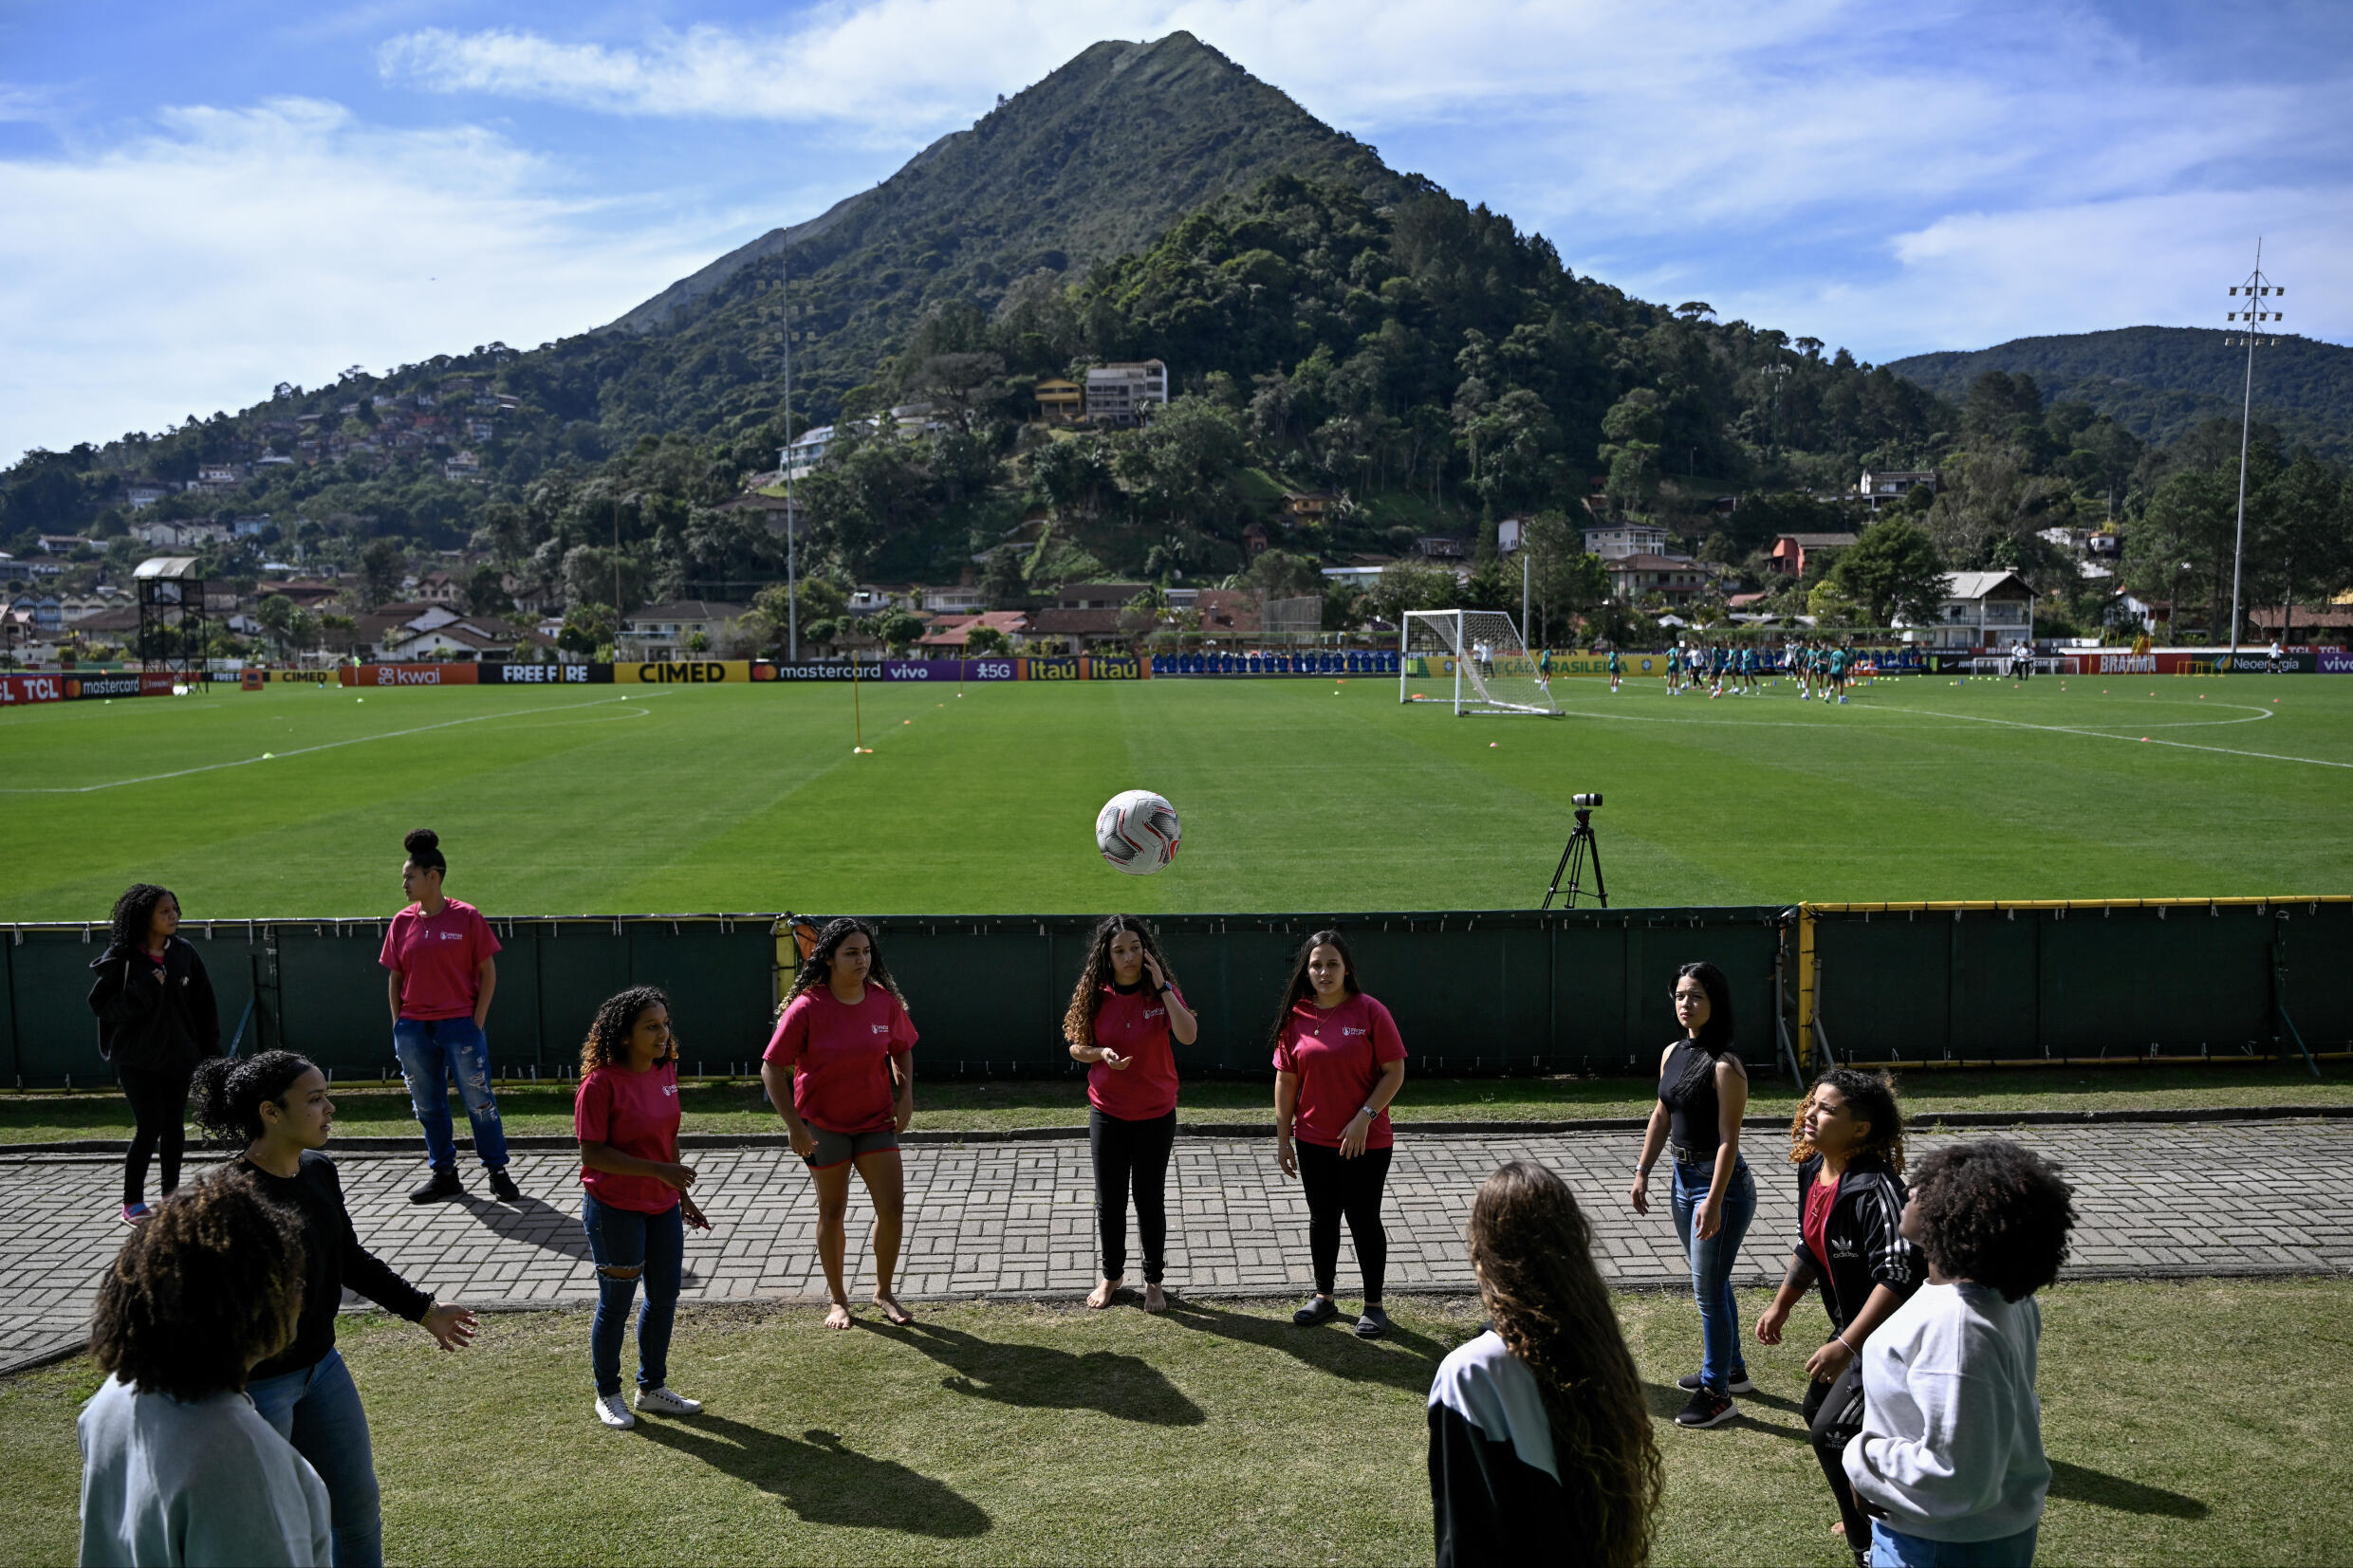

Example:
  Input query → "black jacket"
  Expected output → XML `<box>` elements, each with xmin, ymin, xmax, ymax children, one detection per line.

<box><xmin>86</xmin><ymin>937</ymin><xmax>220</xmax><ymax>1073</ymax></box>
<box><xmin>239</xmin><ymin>1151</ymin><xmax>434</xmax><ymax>1379</ymax></box>
<box><xmin>1791</xmin><ymin>1152</ymin><xmax>1922</xmax><ymax>1332</ymax></box>
<box><xmin>1428</xmin><ymin>1330</ymin><xmax>1601</xmax><ymax>1567</ymax></box>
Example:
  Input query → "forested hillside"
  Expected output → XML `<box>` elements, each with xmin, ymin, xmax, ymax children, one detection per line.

<box><xmin>4</xmin><ymin>33</ymin><xmax>2347</xmax><ymax>656</ymax></box>
<box><xmin>1888</xmin><ymin>328</ymin><xmax>2353</xmax><ymax>460</ymax></box>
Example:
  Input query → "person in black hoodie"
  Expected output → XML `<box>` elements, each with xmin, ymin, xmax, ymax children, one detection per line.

<box><xmin>1755</xmin><ymin>1068</ymin><xmax>1922</xmax><ymax>1568</ymax></box>
<box><xmin>192</xmin><ymin>1049</ymin><xmax>478</xmax><ymax>1568</ymax></box>
<box><xmin>1428</xmin><ymin>1161</ymin><xmax>1661</xmax><ymax>1568</ymax></box>
<box><xmin>86</xmin><ymin>883</ymin><xmax>220</xmax><ymax>1225</ymax></box>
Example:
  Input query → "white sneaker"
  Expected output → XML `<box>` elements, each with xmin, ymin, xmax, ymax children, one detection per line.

<box><xmin>636</xmin><ymin>1385</ymin><xmax>703</xmax><ymax>1416</ymax></box>
<box><xmin>594</xmin><ymin>1393</ymin><xmax>636</xmax><ymax>1430</ymax></box>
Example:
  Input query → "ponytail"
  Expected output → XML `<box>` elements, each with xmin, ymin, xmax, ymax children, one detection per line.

<box><xmin>191</xmin><ymin>1050</ymin><xmax>318</xmax><ymax>1146</ymax></box>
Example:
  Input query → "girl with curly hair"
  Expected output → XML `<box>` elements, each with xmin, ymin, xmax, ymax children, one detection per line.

<box><xmin>1428</xmin><ymin>1160</ymin><xmax>1661</xmax><ymax>1568</ymax></box>
<box><xmin>1843</xmin><ymin>1140</ymin><xmax>2077</xmax><ymax>1567</ymax></box>
<box><xmin>575</xmin><ymin>987</ymin><xmax>709</xmax><ymax>1431</ymax></box>
<box><xmin>1755</xmin><ymin>1070</ymin><xmax>1924</xmax><ymax>1568</ymax></box>
<box><xmin>86</xmin><ymin>882</ymin><xmax>220</xmax><ymax>1225</ymax></box>
<box><xmin>760</xmin><ymin>917</ymin><xmax>918</xmax><ymax>1330</ymax></box>
<box><xmin>80</xmin><ymin>1172</ymin><xmax>329</xmax><ymax>1566</ymax></box>
<box><xmin>1063</xmin><ymin>914</ymin><xmax>1197</xmax><ymax>1313</ymax></box>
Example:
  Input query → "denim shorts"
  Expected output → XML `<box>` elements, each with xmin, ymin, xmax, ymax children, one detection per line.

<box><xmin>805</xmin><ymin>1125</ymin><xmax>899</xmax><ymax>1170</ymax></box>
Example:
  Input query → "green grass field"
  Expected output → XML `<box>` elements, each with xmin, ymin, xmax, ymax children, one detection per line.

<box><xmin>4</xmin><ymin>1281</ymin><xmax>2339</xmax><ymax>1565</ymax></box>
<box><xmin>4</xmin><ymin>672</ymin><xmax>2348</xmax><ymax>921</ymax></box>
<box><xmin>2</xmin><ymin>1062</ymin><xmax>2344</xmax><ymax>1143</ymax></box>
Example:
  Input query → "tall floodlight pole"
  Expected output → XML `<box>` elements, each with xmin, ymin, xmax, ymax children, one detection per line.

<box><xmin>780</xmin><ymin>257</ymin><xmax>797</xmax><ymax>663</ymax></box>
<box><xmin>2223</xmin><ymin>241</ymin><xmax>2283</xmax><ymax>659</ymax></box>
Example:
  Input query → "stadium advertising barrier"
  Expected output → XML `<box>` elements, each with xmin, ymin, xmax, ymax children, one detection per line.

<box><xmin>8</xmin><ymin>899</ymin><xmax>2344</xmax><ymax>1087</ymax></box>
<box><xmin>1154</xmin><ymin>650</ymin><xmax>1400</xmax><ymax>677</ymax></box>
<box><xmin>766</xmin><ymin>657</ymin><xmax>1137</xmax><ymax>682</ymax></box>
<box><xmin>0</xmin><ymin>671</ymin><xmax>176</xmax><ymax>706</ymax></box>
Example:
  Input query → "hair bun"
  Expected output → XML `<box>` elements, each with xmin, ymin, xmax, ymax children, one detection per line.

<box><xmin>403</xmin><ymin>828</ymin><xmax>439</xmax><ymax>856</ymax></box>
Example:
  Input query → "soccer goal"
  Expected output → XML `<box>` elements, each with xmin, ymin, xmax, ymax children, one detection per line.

<box><xmin>1399</xmin><ymin>609</ymin><xmax>1563</xmax><ymax>716</ymax></box>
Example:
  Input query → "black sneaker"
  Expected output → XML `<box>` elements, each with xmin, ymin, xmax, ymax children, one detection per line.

<box><xmin>408</xmin><ymin>1168</ymin><xmax>463</xmax><ymax>1204</ymax></box>
<box><xmin>1674</xmin><ymin>1387</ymin><xmax>1738</xmax><ymax>1429</ymax></box>
<box><xmin>1292</xmin><ymin>1296</ymin><xmax>1339</xmax><ymax>1327</ymax></box>
<box><xmin>1678</xmin><ymin>1371</ymin><xmax>1756</xmax><ymax>1394</ymax></box>
<box><xmin>1354</xmin><ymin>1305</ymin><xmax>1391</xmax><ymax>1338</ymax></box>
<box><xmin>486</xmin><ymin>1167</ymin><xmax>523</xmax><ymax>1204</ymax></box>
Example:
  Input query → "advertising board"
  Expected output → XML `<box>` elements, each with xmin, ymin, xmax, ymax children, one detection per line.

<box><xmin>616</xmin><ymin>660</ymin><xmax>758</xmax><ymax>684</ymax></box>
<box><xmin>477</xmin><ymin>662</ymin><xmax>610</xmax><ymax>684</ymax></box>
<box><xmin>0</xmin><ymin>671</ymin><xmax>177</xmax><ymax>705</ymax></box>
<box><xmin>768</xmin><ymin>660</ymin><xmax>1021</xmax><ymax>682</ymax></box>
<box><xmin>341</xmin><ymin>663</ymin><xmax>479</xmax><ymax>687</ymax></box>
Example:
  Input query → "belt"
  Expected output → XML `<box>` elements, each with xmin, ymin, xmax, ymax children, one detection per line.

<box><xmin>1669</xmin><ymin>1142</ymin><xmax>1717</xmax><ymax>1166</ymax></box>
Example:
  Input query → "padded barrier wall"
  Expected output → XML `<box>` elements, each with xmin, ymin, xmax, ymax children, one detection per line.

<box><xmin>6</xmin><ymin>901</ymin><xmax>2344</xmax><ymax>1088</ymax></box>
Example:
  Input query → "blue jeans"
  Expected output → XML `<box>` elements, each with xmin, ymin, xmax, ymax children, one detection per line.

<box><xmin>1670</xmin><ymin>1154</ymin><xmax>1756</xmax><ymax>1393</ymax></box>
<box><xmin>583</xmin><ymin>1191</ymin><xmax>683</xmax><ymax>1397</ymax></box>
<box><xmin>247</xmin><ymin>1349</ymin><xmax>380</xmax><ymax>1568</ymax></box>
<box><xmin>1871</xmin><ymin>1521</ymin><xmax>2038</xmax><ymax>1566</ymax></box>
<box><xmin>393</xmin><ymin>1016</ymin><xmax>508</xmax><ymax>1172</ymax></box>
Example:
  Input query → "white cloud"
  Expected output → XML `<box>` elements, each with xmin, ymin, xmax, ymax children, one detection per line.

<box><xmin>0</xmin><ymin>98</ymin><xmax>733</xmax><ymax>458</ymax></box>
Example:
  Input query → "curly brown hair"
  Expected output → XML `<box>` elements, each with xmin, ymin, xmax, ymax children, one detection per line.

<box><xmin>1468</xmin><ymin>1161</ymin><xmax>1662</xmax><ymax>1568</ymax></box>
<box><xmin>779</xmin><ymin>917</ymin><xmax>912</xmax><ymax>1017</ymax></box>
<box><xmin>92</xmin><ymin>1171</ymin><xmax>306</xmax><ymax>1400</ymax></box>
<box><xmin>579</xmin><ymin>987</ymin><xmax>677</xmax><ymax>1077</ymax></box>
<box><xmin>1787</xmin><ymin>1068</ymin><xmax>1906</xmax><ymax>1173</ymax></box>
<box><xmin>1909</xmin><ymin>1140</ymin><xmax>2076</xmax><ymax>1301</ymax></box>
<box><xmin>1062</xmin><ymin>914</ymin><xmax>1182</xmax><ymax>1047</ymax></box>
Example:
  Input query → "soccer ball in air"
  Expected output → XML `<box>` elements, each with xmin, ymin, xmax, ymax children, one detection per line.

<box><xmin>1096</xmin><ymin>789</ymin><xmax>1181</xmax><ymax>876</ymax></box>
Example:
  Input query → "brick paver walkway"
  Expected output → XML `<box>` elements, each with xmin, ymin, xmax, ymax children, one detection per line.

<box><xmin>5</xmin><ymin>1121</ymin><xmax>2347</xmax><ymax>1364</ymax></box>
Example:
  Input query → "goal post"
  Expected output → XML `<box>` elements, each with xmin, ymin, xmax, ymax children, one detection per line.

<box><xmin>1398</xmin><ymin>609</ymin><xmax>1563</xmax><ymax>716</ymax></box>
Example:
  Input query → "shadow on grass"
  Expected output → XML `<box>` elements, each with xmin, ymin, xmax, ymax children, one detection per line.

<box><xmin>634</xmin><ymin>1413</ymin><xmax>991</xmax><ymax>1537</ymax></box>
<box><xmin>868</xmin><ymin>1320</ymin><xmax>1205</xmax><ymax>1426</ymax></box>
<box><xmin>2048</xmin><ymin>1458</ymin><xmax>2209</xmax><ymax>1519</ymax></box>
<box><xmin>1158</xmin><ymin>1298</ymin><xmax>1448</xmax><ymax>1394</ymax></box>
<box><xmin>1640</xmin><ymin>1379</ymin><xmax>1809</xmax><ymax>1442</ymax></box>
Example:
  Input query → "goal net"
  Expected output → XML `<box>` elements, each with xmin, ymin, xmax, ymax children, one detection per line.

<box><xmin>1399</xmin><ymin>609</ymin><xmax>1563</xmax><ymax>716</ymax></box>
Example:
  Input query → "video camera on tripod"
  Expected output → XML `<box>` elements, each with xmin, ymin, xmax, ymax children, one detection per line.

<box><xmin>1541</xmin><ymin>794</ymin><xmax>1608</xmax><ymax>910</ymax></box>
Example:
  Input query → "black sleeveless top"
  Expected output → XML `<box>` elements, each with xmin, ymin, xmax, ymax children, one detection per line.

<box><xmin>1659</xmin><ymin>1041</ymin><xmax>1728</xmax><ymax>1156</ymax></box>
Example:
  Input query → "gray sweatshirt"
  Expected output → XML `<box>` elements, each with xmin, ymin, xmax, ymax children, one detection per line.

<box><xmin>78</xmin><ymin>1375</ymin><xmax>331</xmax><ymax>1567</ymax></box>
<box><xmin>1843</xmin><ymin>1281</ymin><xmax>2050</xmax><ymax>1543</ymax></box>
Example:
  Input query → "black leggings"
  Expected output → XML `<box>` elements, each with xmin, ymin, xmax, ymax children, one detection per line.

<box><xmin>1296</xmin><ymin>1141</ymin><xmax>1391</xmax><ymax>1301</ymax></box>
<box><xmin>1089</xmin><ymin>1109</ymin><xmax>1176</xmax><ymax>1284</ymax></box>
<box><xmin>120</xmin><ymin>1066</ymin><xmax>192</xmax><ymax>1208</ymax></box>
<box><xmin>1803</xmin><ymin>1356</ymin><xmax>1871</xmax><ymax>1554</ymax></box>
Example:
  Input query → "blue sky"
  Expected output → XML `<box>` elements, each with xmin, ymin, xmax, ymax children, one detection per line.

<box><xmin>3</xmin><ymin>0</ymin><xmax>2347</xmax><ymax>460</ymax></box>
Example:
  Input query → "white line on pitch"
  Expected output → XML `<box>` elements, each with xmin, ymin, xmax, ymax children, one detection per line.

<box><xmin>0</xmin><ymin>692</ymin><xmax>667</xmax><ymax>794</ymax></box>
<box><xmin>1893</xmin><ymin>703</ymin><xmax>2353</xmax><ymax>769</ymax></box>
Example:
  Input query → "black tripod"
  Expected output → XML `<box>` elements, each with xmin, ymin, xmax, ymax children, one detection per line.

<box><xmin>1541</xmin><ymin>808</ymin><xmax>1608</xmax><ymax>910</ymax></box>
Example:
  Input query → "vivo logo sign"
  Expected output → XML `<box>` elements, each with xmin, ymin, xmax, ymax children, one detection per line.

<box><xmin>2320</xmin><ymin>652</ymin><xmax>2353</xmax><ymax>674</ymax></box>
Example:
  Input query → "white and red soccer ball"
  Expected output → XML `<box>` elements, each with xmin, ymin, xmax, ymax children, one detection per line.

<box><xmin>1096</xmin><ymin>789</ymin><xmax>1181</xmax><ymax>876</ymax></box>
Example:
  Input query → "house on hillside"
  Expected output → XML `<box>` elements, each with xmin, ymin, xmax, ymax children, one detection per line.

<box><xmin>1243</xmin><ymin>521</ymin><xmax>1270</xmax><ymax>558</ymax></box>
<box><xmin>1082</xmin><ymin>360</ymin><xmax>1168</xmax><ymax>425</ymax></box>
<box><xmin>1056</xmin><ymin>582</ymin><xmax>1151</xmax><ymax>611</ymax></box>
<box><xmin>620</xmin><ymin>601</ymin><xmax>750</xmax><ymax>658</ymax></box>
<box><xmin>1856</xmin><ymin>470</ymin><xmax>1939</xmax><ymax>509</ymax></box>
<box><xmin>416</xmin><ymin>570</ymin><xmax>459</xmax><ymax>605</ymax></box>
<box><xmin>1897</xmin><ymin>571</ymin><xmax>2036</xmax><ymax>650</ymax></box>
<box><xmin>1584</xmin><ymin>522</ymin><xmax>1670</xmax><ymax>560</ymax></box>
<box><xmin>1605</xmin><ymin>554</ymin><xmax>1710</xmax><ymax>603</ymax></box>
<box><xmin>122</xmin><ymin>479</ymin><xmax>173</xmax><ymax>510</ymax></box>
<box><xmin>1282</xmin><ymin>490</ymin><xmax>1336</xmax><ymax>526</ymax></box>
<box><xmin>918</xmin><ymin>610</ymin><xmax>1031</xmax><ymax>652</ymax></box>
<box><xmin>1028</xmin><ymin>607</ymin><xmax>1131</xmax><ymax>651</ymax></box>
<box><xmin>1033</xmin><ymin>379</ymin><xmax>1084</xmax><ymax>425</ymax></box>
<box><xmin>1769</xmin><ymin>532</ymin><xmax>1858</xmax><ymax>576</ymax></box>
<box><xmin>1194</xmin><ymin>589</ymin><xmax>1263</xmax><ymax>635</ymax></box>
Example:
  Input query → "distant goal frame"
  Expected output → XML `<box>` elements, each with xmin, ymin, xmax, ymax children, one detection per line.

<box><xmin>1398</xmin><ymin>608</ymin><xmax>1564</xmax><ymax>717</ymax></box>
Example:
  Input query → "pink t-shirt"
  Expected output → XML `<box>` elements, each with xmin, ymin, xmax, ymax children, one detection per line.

<box><xmin>378</xmin><ymin>899</ymin><xmax>501</xmax><ymax>1022</ymax></box>
<box><xmin>1088</xmin><ymin>983</ymin><xmax>1182</xmax><ymax>1121</ymax></box>
<box><xmin>574</xmin><ymin>1060</ymin><xmax>682</xmax><ymax>1214</ymax></box>
<box><xmin>1272</xmin><ymin>992</ymin><xmax>1407</xmax><ymax>1150</ymax></box>
<box><xmin>763</xmin><ymin>987</ymin><xmax>918</xmax><ymax>1134</ymax></box>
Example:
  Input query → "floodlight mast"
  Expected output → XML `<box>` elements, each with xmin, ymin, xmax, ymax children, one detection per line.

<box><xmin>774</xmin><ymin>255</ymin><xmax>797</xmax><ymax>663</ymax></box>
<box><xmin>2224</xmin><ymin>240</ymin><xmax>2282</xmax><ymax>661</ymax></box>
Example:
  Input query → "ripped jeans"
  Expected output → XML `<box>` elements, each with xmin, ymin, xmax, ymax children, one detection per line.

<box><xmin>393</xmin><ymin>1017</ymin><xmax>509</xmax><ymax>1173</ymax></box>
<box><xmin>583</xmin><ymin>1191</ymin><xmax>683</xmax><ymax>1397</ymax></box>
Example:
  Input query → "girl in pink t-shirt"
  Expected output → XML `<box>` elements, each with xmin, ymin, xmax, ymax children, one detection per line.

<box><xmin>760</xmin><ymin>918</ymin><xmax>918</xmax><ymax>1332</ymax></box>
<box><xmin>1270</xmin><ymin>929</ymin><xmax>1407</xmax><ymax>1338</ymax></box>
<box><xmin>575</xmin><ymin>987</ymin><xmax>709</xmax><ymax>1431</ymax></box>
<box><xmin>1063</xmin><ymin>914</ymin><xmax>1197</xmax><ymax>1314</ymax></box>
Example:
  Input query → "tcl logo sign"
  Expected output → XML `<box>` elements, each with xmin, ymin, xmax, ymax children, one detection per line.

<box><xmin>0</xmin><ymin>674</ymin><xmax>66</xmax><ymax>704</ymax></box>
